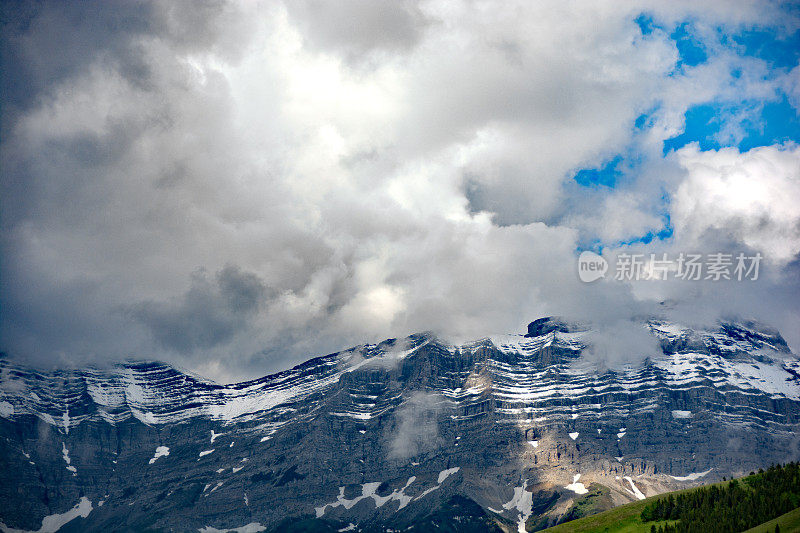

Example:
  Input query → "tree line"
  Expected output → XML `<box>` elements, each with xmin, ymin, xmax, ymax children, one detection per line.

<box><xmin>640</xmin><ymin>462</ymin><xmax>800</xmax><ymax>533</ymax></box>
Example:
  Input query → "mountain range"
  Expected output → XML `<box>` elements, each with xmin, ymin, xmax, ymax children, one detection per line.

<box><xmin>1</xmin><ymin>316</ymin><xmax>798</xmax><ymax>532</ymax></box>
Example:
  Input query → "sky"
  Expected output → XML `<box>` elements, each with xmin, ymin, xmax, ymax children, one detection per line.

<box><xmin>1</xmin><ymin>0</ymin><xmax>799</xmax><ymax>383</ymax></box>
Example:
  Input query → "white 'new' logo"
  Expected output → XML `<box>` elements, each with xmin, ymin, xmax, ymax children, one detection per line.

<box><xmin>578</xmin><ymin>251</ymin><xmax>608</xmax><ymax>283</ymax></box>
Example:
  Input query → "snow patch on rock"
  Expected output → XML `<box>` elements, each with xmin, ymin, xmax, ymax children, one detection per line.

<box><xmin>670</xmin><ymin>468</ymin><xmax>712</xmax><ymax>481</ymax></box>
<box><xmin>315</xmin><ymin>476</ymin><xmax>418</xmax><ymax>517</ymax></box>
<box><xmin>501</xmin><ymin>481</ymin><xmax>534</xmax><ymax>533</ymax></box>
<box><xmin>565</xmin><ymin>474</ymin><xmax>589</xmax><ymax>495</ymax></box>
<box><xmin>198</xmin><ymin>523</ymin><xmax>265</xmax><ymax>533</ymax></box>
<box><xmin>624</xmin><ymin>476</ymin><xmax>646</xmax><ymax>500</ymax></box>
<box><xmin>61</xmin><ymin>442</ymin><xmax>76</xmax><ymax>475</ymax></box>
<box><xmin>0</xmin><ymin>496</ymin><xmax>92</xmax><ymax>533</ymax></box>
<box><xmin>437</xmin><ymin>467</ymin><xmax>460</xmax><ymax>484</ymax></box>
<box><xmin>149</xmin><ymin>446</ymin><xmax>170</xmax><ymax>464</ymax></box>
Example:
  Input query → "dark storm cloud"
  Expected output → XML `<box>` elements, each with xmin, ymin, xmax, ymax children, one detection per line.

<box><xmin>0</xmin><ymin>0</ymin><xmax>262</xmax><ymax>375</ymax></box>
<box><xmin>1</xmin><ymin>0</ymin><xmax>244</xmax><ymax>132</ymax></box>
<box><xmin>132</xmin><ymin>265</ymin><xmax>270</xmax><ymax>353</ymax></box>
<box><xmin>0</xmin><ymin>1</ymin><xmax>155</xmax><ymax>116</ymax></box>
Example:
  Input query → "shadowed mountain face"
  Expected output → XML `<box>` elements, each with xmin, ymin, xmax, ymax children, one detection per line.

<box><xmin>1</xmin><ymin>317</ymin><xmax>799</xmax><ymax>532</ymax></box>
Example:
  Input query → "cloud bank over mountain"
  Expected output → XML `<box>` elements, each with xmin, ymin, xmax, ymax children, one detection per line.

<box><xmin>2</xmin><ymin>0</ymin><xmax>798</xmax><ymax>381</ymax></box>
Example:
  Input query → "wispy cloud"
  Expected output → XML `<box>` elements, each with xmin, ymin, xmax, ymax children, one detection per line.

<box><xmin>388</xmin><ymin>391</ymin><xmax>447</xmax><ymax>460</ymax></box>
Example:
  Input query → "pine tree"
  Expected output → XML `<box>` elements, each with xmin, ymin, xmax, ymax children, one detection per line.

<box><xmin>638</xmin><ymin>463</ymin><xmax>800</xmax><ymax>531</ymax></box>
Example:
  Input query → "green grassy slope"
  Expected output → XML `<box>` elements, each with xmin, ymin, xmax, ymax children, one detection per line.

<box><xmin>539</xmin><ymin>478</ymin><xmax>733</xmax><ymax>533</ymax></box>
<box><xmin>743</xmin><ymin>506</ymin><xmax>800</xmax><ymax>533</ymax></box>
<box><xmin>540</xmin><ymin>465</ymin><xmax>800</xmax><ymax>533</ymax></box>
<box><xmin>538</xmin><ymin>494</ymin><xmax>673</xmax><ymax>533</ymax></box>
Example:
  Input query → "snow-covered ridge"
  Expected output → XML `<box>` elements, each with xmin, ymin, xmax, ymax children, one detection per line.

<box><xmin>0</xmin><ymin>355</ymin><xmax>346</xmax><ymax>429</ymax></box>
<box><xmin>0</xmin><ymin>319</ymin><xmax>797</xmax><ymax>434</ymax></box>
<box><xmin>434</xmin><ymin>319</ymin><xmax>798</xmax><ymax>435</ymax></box>
<box><xmin>0</xmin><ymin>335</ymin><xmax>435</xmax><ymax>430</ymax></box>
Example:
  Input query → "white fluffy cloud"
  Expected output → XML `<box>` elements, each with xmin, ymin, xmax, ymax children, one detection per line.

<box><xmin>672</xmin><ymin>144</ymin><xmax>800</xmax><ymax>264</ymax></box>
<box><xmin>1</xmin><ymin>0</ymin><xmax>798</xmax><ymax>381</ymax></box>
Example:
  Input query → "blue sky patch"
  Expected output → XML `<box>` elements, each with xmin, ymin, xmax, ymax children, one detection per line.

<box><xmin>573</xmin><ymin>155</ymin><xmax>623</xmax><ymax>188</ymax></box>
<box><xmin>620</xmin><ymin>219</ymin><xmax>674</xmax><ymax>247</ymax></box>
<box><xmin>635</xmin><ymin>15</ymin><xmax>710</xmax><ymax>72</ymax></box>
<box><xmin>635</xmin><ymin>13</ymin><xmax>659</xmax><ymax>36</ymax></box>
<box><xmin>672</xmin><ymin>23</ymin><xmax>708</xmax><ymax>68</ymax></box>
<box><xmin>732</xmin><ymin>29</ymin><xmax>800</xmax><ymax>69</ymax></box>
<box><xmin>663</xmin><ymin>104</ymin><xmax>721</xmax><ymax>153</ymax></box>
<box><xmin>664</xmin><ymin>98</ymin><xmax>800</xmax><ymax>154</ymax></box>
<box><xmin>576</xmin><ymin>217</ymin><xmax>673</xmax><ymax>254</ymax></box>
<box><xmin>739</xmin><ymin>98</ymin><xmax>800</xmax><ymax>151</ymax></box>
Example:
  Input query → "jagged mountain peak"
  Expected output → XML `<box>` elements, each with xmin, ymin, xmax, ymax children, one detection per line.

<box><xmin>525</xmin><ymin>316</ymin><xmax>588</xmax><ymax>337</ymax></box>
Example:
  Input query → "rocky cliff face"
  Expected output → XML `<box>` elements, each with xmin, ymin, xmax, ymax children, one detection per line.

<box><xmin>1</xmin><ymin>318</ymin><xmax>799</xmax><ymax>532</ymax></box>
